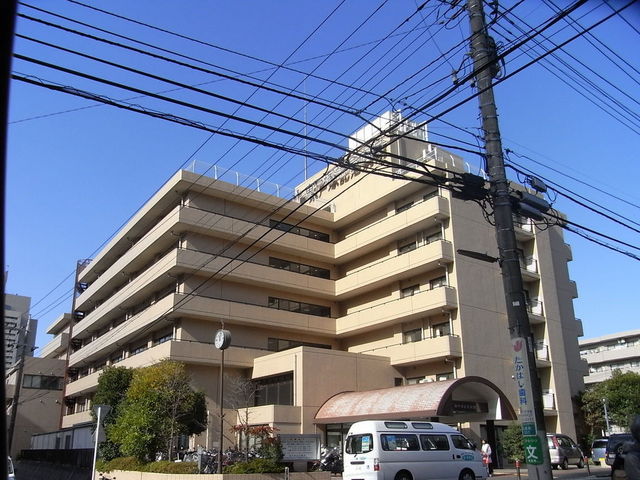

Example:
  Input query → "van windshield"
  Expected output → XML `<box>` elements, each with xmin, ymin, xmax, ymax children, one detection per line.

<box><xmin>346</xmin><ymin>434</ymin><xmax>374</xmax><ymax>454</ymax></box>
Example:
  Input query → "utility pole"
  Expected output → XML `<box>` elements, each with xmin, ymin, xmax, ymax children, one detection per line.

<box><xmin>7</xmin><ymin>320</ymin><xmax>28</xmax><ymax>455</ymax></box>
<box><xmin>466</xmin><ymin>1</ymin><xmax>552</xmax><ymax>479</ymax></box>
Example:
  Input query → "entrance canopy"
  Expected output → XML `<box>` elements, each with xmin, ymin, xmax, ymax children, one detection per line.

<box><xmin>314</xmin><ymin>376</ymin><xmax>516</xmax><ymax>424</ymax></box>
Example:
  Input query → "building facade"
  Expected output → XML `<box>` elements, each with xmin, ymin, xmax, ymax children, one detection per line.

<box><xmin>4</xmin><ymin>293</ymin><xmax>37</xmax><ymax>371</ymax></box>
<box><xmin>48</xmin><ymin>114</ymin><xmax>586</xmax><ymax>451</ymax></box>
<box><xmin>5</xmin><ymin>356</ymin><xmax>65</xmax><ymax>457</ymax></box>
<box><xmin>579</xmin><ymin>329</ymin><xmax>640</xmax><ymax>384</ymax></box>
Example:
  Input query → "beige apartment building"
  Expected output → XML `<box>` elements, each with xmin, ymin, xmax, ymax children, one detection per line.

<box><xmin>43</xmin><ymin>114</ymin><xmax>586</xmax><ymax>455</ymax></box>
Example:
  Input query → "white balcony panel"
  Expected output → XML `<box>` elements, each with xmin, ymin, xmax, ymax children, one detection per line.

<box><xmin>336</xmin><ymin>241</ymin><xmax>454</xmax><ymax>299</ymax></box>
<box><xmin>175</xmin><ymin>249</ymin><xmax>334</xmax><ymax>299</ymax></box>
<box><xmin>61</xmin><ymin>410</ymin><xmax>92</xmax><ymax>429</ymax></box>
<box><xmin>335</xmin><ymin>197</ymin><xmax>450</xmax><ymax>262</ymax></box>
<box><xmin>369</xmin><ymin>335</ymin><xmax>463</xmax><ymax>366</ymax></box>
<box><xmin>39</xmin><ymin>332</ymin><xmax>69</xmax><ymax>359</ymax></box>
<box><xmin>336</xmin><ymin>286</ymin><xmax>457</xmax><ymax>336</ymax></box>
<box><xmin>173</xmin><ymin>294</ymin><xmax>336</xmax><ymax>336</ymax></box>
<box><xmin>70</xmin><ymin>294</ymin><xmax>177</xmax><ymax>366</ymax></box>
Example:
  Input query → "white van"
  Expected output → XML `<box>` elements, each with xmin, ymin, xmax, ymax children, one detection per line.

<box><xmin>343</xmin><ymin>420</ymin><xmax>486</xmax><ymax>480</ymax></box>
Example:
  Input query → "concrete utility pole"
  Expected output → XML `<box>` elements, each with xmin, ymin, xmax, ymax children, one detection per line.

<box><xmin>7</xmin><ymin>323</ymin><xmax>28</xmax><ymax>455</ymax></box>
<box><xmin>466</xmin><ymin>1</ymin><xmax>553</xmax><ymax>479</ymax></box>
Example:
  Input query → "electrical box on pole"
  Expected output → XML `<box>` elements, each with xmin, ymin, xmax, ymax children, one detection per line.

<box><xmin>466</xmin><ymin>0</ymin><xmax>553</xmax><ymax>478</ymax></box>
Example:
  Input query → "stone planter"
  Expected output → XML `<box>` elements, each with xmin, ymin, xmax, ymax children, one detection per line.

<box><xmin>99</xmin><ymin>471</ymin><xmax>332</xmax><ymax>480</ymax></box>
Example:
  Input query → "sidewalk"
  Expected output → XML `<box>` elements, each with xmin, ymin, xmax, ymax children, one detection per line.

<box><xmin>489</xmin><ymin>465</ymin><xmax>611</xmax><ymax>479</ymax></box>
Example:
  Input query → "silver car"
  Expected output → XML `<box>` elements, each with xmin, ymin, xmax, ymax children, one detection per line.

<box><xmin>591</xmin><ymin>438</ymin><xmax>608</xmax><ymax>465</ymax></box>
<box><xmin>547</xmin><ymin>434</ymin><xmax>585</xmax><ymax>469</ymax></box>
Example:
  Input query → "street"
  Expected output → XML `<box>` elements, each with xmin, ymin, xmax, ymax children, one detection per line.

<box><xmin>491</xmin><ymin>464</ymin><xmax>612</xmax><ymax>480</ymax></box>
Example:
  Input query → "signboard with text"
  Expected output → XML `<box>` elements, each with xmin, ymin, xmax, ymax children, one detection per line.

<box><xmin>279</xmin><ymin>434</ymin><xmax>321</xmax><ymax>461</ymax></box>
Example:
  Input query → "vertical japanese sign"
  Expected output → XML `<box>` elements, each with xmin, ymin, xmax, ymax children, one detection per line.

<box><xmin>512</xmin><ymin>337</ymin><xmax>543</xmax><ymax>465</ymax></box>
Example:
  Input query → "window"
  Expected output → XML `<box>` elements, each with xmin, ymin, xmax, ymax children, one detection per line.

<box><xmin>269</xmin><ymin>220</ymin><xmax>330</xmax><ymax>242</ymax></box>
<box><xmin>420</xmin><ymin>434</ymin><xmax>450</xmax><ymax>451</ymax></box>
<box><xmin>423</xmin><ymin>189</ymin><xmax>439</xmax><ymax>201</ymax></box>
<box><xmin>436</xmin><ymin>372</ymin><xmax>454</xmax><ymax>381</ymax></box>
<box><xmin>130</xmin><ymin>343</ymin><xmax>148</xmax><ymax>355</ymax></box>
<box><xmin>396</xmin><ymin>201</ymin><xmax>414</xmax><ymax>213</ymax></box>
<box><xmin>23</xmin><ymin>374</ymin><xmax>63</xmax><ymax>390</ymax></box>
<box><xmin>381</xmin><ymin>434</ymin><xmax>420</xmax><ymax>451</ymax></box>
<box><xmin>406</xmin><ymin>377</ymin><xmax>425</xmax><ymax>385</ymax></box>
<box><xmin>346</xmin><ymin>434</ymin><xmax>374</xmax><ymax>454</ymax></box>
<box><xmin>269</xmin><ymin>257</ymin><xmax>330</xmax><ymax>279</ymax></box>
<box><xmin>111</xmin><ymin>352</ymin><xmax>123</xmax><ymax>364</ymax></box>
<box><xmin>398</xmin><ymin>240</ymin><xmax>417</xmax><ymax>254</ymax></box>
<box><xmin>254</xmin><ymin>373</ymin><xmax>293</xmax><ymax>406</ymax></box>
<box><xmin>267</xmin><ymin>337</ymin><xmax>331</xmax><ymax>352</ymax></box>
<box><xmin>451</xmin><ymin>435</ymin><xmax>474</xmax><ymax>450</ymax></box>
<box><xmin>432</xmin><ymin>321</ymin><xmax>451</xmax><ymax>337</ymax></box>
<box><xmin>268</xmin><ymin>297</ymin><xmax>331</xmax><ymax>317</ymax></box>
<box><xmin>429</xmin><ymin>276</ymin><xmax>447</xmax><ymax>289</ymax></box>
<box><xmin>401</xmin><ymin>284</ymin><xmax>420</xmax><ymax>298</ymax></box>
<box><xmin>424</xmin><ymin>231</ymin><xmax>443</xmax><ymax>244</ymax></box>
<box><xmin>403</xmin><ymin>328</ymin><xmax>422</xmax><ymax>344</ymax></box>
<box><xmin>153</xmin><ymin>332</ymin><xmax>173</xmax><ymax>345</ymax></box>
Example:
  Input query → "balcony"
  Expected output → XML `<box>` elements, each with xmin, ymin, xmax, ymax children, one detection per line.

<box><xmin>527</xmin><ymin>299</ymin><xmax>545</xmax><ymax>324</ymax></box>
<box><xmin>39</xmin><ymin>332</ymin><xmax>69</xmax><ymax>359</ymax></box>
<box><xmin>173</xmin><ymin>293</ymin><xmax>336</xmax><ymax>337</ymax></box>
<box><xmin>535</xmin><ymin>344</ymin><xmax>551</xmax><ymax>367</ymax></box>
<box><xmin>336</xmin><ymin>240</ymin><xmax>454</xmax><ymax>299</ymax></box>
<box><xmin>575</xmin><ymin>318</ymin><xmax>584</xmax><ymax>337</ymax></box>
<box><xmin>514</xmin><ymin>216</ymin><xmax>535</xmax><ymax>240</ymax></box>
<box><xmin>542</xmin><ymin>392</ymin><xmax>557</xmax><ymax>413</ymax></box>
<box><xmin>336</xmin><ymin>286</ymin><xmax>457</xmax><ymax>336</ymax></box>
<box><xmin>564</xmin><ymin>243</ymin><xmax>573</xmax><ymax>261</ymax></box>
<box><xmin>519</xmin><ymin>256</ymin><xmax>540</xmax><ymax>281</ymax></box>
<box><xmin>371</xmin><ymin>335</ymin><xmax>463</xmax><ymax>366</ymax></box>
<box><xmin>335</xmin><ymin>196</ymin><xmax>450</xmax><ymax>262</ymax></box>
<box><xmin>46</xmin><ymin>313</ymin><xmax>71</xmax><ymax>336</ymax></box>
<box><xmin>61</xmin><ymin>410</ymin><xmax>92</xmax><ymax>429</ymax></box>
<box><xmin>66</xmin><ymin>340</ymin><xmax>270</xmax><ymax>397</ymax></box>
<box><xmin>243</xmin><ymin>405</ymin><xmax>301</xmax><ymax>424</ymax></box>
<box><xmin>568</xmin><ymin>280</ymin><xmax>578</xmax><ymax>299</ymax></box>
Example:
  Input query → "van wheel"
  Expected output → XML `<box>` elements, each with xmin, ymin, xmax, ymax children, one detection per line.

<box><xmin>458</xmin><ymin>469</ymin><xmax>475</xmax><ymax>480</ymax></box>
<box><xmin>561</xmin><ymin>458</ymin><xmax>569</xmax><ymax>470</ymax></box>
<box><xmin>394</xmin><ymin>471</ymin><xmax>412</xmax><ymax>480</ymax></box>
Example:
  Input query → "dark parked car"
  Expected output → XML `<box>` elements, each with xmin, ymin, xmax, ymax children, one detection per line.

<box><xmin>606</xmin><ymin>433</ymin><xmax>633</xmax><ymax>466</ymax></box>
<box><xmin>547</xmin><ymin>433</ymin><xmax>585</xmax><ymax>469</ymax></box>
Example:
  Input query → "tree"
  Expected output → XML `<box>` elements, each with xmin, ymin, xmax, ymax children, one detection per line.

<box><xmin>109</xmin><ymin>360</ymin><xmax>206</xmax><ymax>461</ymax></box>
<box><xmin>91</xmin><ymin>366</ymin><xmax>134</xmax><ymax>460</ymax></box>
<box><xmin>581</xmin><ymin>371</ymin><xmax>640</xmax><ymax>436</ymax></box>
<box><xmin>502</xmin><ymin>422</ymin><xmax>525</xmax><ymax>464</ymax></box>
<box><xmin>225</xmin><ymin>374</ymin><xmax>259</xmax><ymax>459</ymax></box>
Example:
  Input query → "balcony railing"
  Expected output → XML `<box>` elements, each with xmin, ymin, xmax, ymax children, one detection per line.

<box><xmin>543</xmin><ymin>392</ymin><xmax>556</xmax><ymax>409</ymax></box>
<box><xmin>535</xmin><ymin>344</ymin><xmax>549</xmax><ymax>361</ymax></box>
<box><xmin>526</xmin><ymin>298</ymin><xmax>544</xmax><ymax>316</ymax></box>
<box><xmin>520</xmin><ymin>256</ymin><xmax>538</xmax><ymax>274</ymax></box>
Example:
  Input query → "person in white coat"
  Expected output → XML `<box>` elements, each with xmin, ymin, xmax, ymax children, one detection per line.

<box><xmin>481</xmin><ymin>439</ymin><xmax>493</xmax><ymax>476</ymax></box>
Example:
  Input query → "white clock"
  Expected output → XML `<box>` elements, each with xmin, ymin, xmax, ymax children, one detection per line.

<box><xmin>214</xmin><ymin>329</ymin><xmax>231</xmax><ymax>350</ymax></box>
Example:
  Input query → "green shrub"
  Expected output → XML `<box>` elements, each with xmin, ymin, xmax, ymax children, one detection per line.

<box><xmin>224</xmin><ymin>458</ymin><xmax>285</xmax><ymax>474</ymax></box>
<box><xmin>146</xmin><ymin>460</ymin><xmax>198</xmax><ymax>474</ymax></box>
<box><xmin>97</xmin><ymin>456</ymin><xmax>145</xmax><ymax>472</ymax></box>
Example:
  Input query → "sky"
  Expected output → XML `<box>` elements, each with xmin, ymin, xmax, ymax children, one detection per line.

<box><xmin>6</xmin><ymin>0</ymin><xmax>640</xmax><ymax>354</ymax></box>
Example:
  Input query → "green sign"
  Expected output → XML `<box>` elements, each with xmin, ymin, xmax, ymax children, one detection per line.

<box><xmin>522</xmin><ymin>422</ymin><xmax>536</xmax><ymax>436</ymax></box>
<box><xmin>523</xmin><ymin>436</ymin><xmax>543</xmax><ymax>465</ymax></box>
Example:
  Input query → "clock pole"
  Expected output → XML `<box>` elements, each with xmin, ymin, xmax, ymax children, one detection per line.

<box><xmin>214</xmin><ymin>329</ymin><xmax>231</xmax><ymax>474</ymax></box>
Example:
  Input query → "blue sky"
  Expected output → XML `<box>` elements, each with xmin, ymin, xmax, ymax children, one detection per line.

<box><xmin>6</xmin><ymin>1</ymin><xmax>640</xmax><ymax>353</ymax></box>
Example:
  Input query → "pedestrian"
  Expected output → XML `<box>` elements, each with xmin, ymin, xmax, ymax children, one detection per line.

<box><xmin>481</xmin><ymin>439</ymin><xmax>493</xmax><ymax>476</ymax></box>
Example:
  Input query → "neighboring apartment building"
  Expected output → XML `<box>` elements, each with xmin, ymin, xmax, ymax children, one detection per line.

<box><xmin>579</xmin><ymin>329</ymin><xmax>640</xmax><ymax>384</ymax></box>
<box><xmin>47</xmin><ymin>113</ymin><xmax>585</xmax><ymax>452</ymax></box>
<box><xmin>4</xmin><ymin>293</ymin><xmax>37</xmax><ymax>371</ymax></box>
<box><xmin>5</xmin><ymin>356</ymin><xmax>65</xmax><ymax>457</ymax></box>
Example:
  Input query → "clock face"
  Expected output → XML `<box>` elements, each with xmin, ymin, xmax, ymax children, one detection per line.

<box><xmin>215</xmin><ymin>329</ymin><xmax>230</xmax><ymax>349</ymax></box>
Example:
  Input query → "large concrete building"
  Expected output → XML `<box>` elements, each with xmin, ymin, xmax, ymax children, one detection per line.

<box><xmin>579</xmin><ymin>329</ymin><xmax>640</xmax><ymax>384</ymax></box>
<box><xmin>4</xmin><ymin>293</ymin><xmax>37</xmax><ymax>371</ymax></box>
<box><xmin>5</xmin><ymin>356</ymin><xmax>65</xmax><ymax>457</ymax></box>
<box><xmin>43</xmin><ymin>114</ymin><xmax>586</xmax><ymax>460</ymax></box>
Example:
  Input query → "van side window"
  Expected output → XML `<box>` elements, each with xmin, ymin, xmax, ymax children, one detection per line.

<box><xmin>451</xmin><ymin>435</ymin><xmax>474</xmax><ymax>450</ymax></box>
<box><xmin>346</xmin><ymin>434</ymin><xmax>374</xmax><ymax>454</ymax></box>
<box><xmin>381</xmin><ymin>434</ymin><xmax>420</xmax><ymax>451</ymax></box>
<box><xmin>420</xmin><ymin>434</ymin><xmax>450</xmax><ymax>451</ymax></box>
